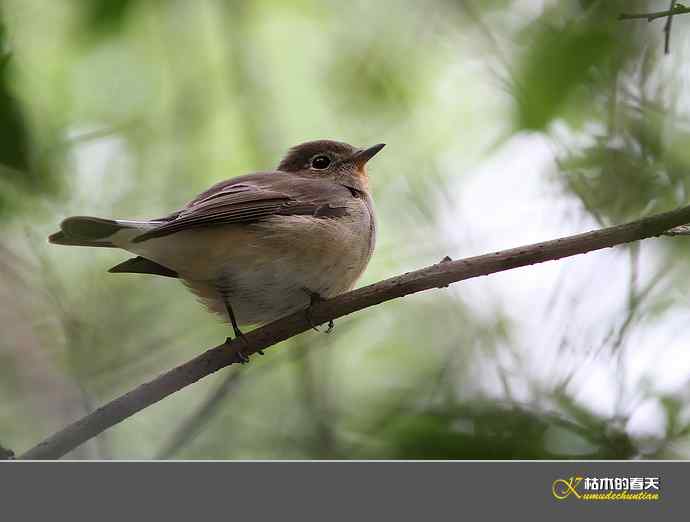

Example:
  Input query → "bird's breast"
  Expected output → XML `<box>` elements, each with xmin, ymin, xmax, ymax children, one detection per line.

<box><xmin>253</xmin><ymin>196</ymin><xmax>375</xmax><ymax>296</ymax></box>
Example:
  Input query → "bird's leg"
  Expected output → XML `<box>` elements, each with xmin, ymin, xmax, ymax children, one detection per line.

<box><xmin>222</xmin><ymin>299</ymin><xmax>251</xmax><ymax>363</ymax></box>
<box><xmin>217</xmin><ymin>287</ymin><xmax>260</xmax><ymax>363</ymax></box>
<box><xmin>304</xmin><ymin>289</ymin><xmax>334</xmax><ymax>333</ymax></box>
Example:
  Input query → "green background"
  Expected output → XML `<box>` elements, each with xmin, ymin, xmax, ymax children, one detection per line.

<box><xmin>1</xmin><ymin>0</ymin><xmax>690</xmax><ymax>459</ymax></box>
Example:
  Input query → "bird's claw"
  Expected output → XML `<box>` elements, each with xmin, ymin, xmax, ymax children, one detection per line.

<box><xmin>304</xmin><ymin>291</ymin><xmax>334</xmax><ymax>333</ymax></box>
<box><xmin>225</xmin><ymin>336</ymin><xmax>251</xmax><ymax>364</ymax></box>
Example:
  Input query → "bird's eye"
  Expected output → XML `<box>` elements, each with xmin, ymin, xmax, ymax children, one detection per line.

<box><xmin>311</xmin><ymin>155</ymin><xmax>331</xmax><ymax>170</ymax></box>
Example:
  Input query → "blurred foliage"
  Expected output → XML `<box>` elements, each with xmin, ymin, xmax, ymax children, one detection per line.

<box><xmin>514</xmin><ymin>2</ymin><xmax>619</xmax><ymax>131</ymax></box>
<box><xmin>370</xmin><ymin>403</ymin><xmax>635</xmax><ymax>460</ymax></box>
<box><xmin>0</xmin><ymin>22</ymin><xmax>28</xmax><ymax>170</ymax></box>
<box><xmin>84</xmin><ymin>0</ymin><xmax>135</xmax><ymax>35</ymax></box>
<box><xmin>1</xmin><ymin>0</ymin><xmax>690</xmax><ymax>460</ymax></box>
<box><xmin>0</xmin><ymin>20</ymin><xmax>31</xmax><ymax>216</ymax></box>
<box><xmin>0</xmin><ymin>17</ymin><xmax>64</xmax><ymax>218</ymax></box>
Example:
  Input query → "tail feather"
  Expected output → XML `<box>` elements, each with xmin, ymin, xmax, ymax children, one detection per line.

<box><xmin>61</xmin><ymin>216</ymin><xmax>123</xmax><ymax>240</ymax></box>
<box><xmin>48</xmin><ymin>230</ymin><xmax>117</xmax><ymax>248</ymax></box>
<box><xmin>108</xmin><ymin>256</ymin><xmax>179</xmax><ymax>278</ymax></box>
<box><xmin>48</xmin><ymin>216</ymin><xmax>149</xmax><ymax>248</ymax></box>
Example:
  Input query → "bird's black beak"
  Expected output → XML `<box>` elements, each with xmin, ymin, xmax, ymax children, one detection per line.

<box><xmin>351</xmin><ymin>143</ymin><xmax>385</xmax><ymax>167</ymax></box>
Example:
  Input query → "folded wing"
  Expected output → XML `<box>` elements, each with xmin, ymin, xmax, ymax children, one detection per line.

<box><xmin>132</xmin><ymin>172</ymin><xmax>352</xmax><ymax>243</ymax></box>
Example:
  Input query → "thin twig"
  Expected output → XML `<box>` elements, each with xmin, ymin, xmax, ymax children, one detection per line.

<box><xmin>619</xmin><ymin>4</ymin><xmax>690</xmax><ymax>22</ymax></box>
<box><xmin>156</xmin><ymin>370</ymin><xmax>244</xmax><ymax>459</ymax></box>
<box><xmin>19</xmin><ymin>202</ymin><xmax>690</xmax><ymax>459</ymax></box>
<box><xmin>664</xmin><ymin>0</ymin><xmax>678</xmax><ymax>54</ymax></box>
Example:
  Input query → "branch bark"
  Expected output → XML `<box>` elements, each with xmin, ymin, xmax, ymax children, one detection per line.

<box><xmin>19</xmin><ymin>203</ymin><xmax>690</xmax><ymax>459</ymax></box>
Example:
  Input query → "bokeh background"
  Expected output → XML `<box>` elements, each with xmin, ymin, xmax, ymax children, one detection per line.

<box><xmin>2</xmin><ymin>0</ymin><xmax>690</xmax><ymax>459</ymax></box>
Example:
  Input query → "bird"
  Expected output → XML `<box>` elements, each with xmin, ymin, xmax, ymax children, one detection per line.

<box><xmin>49</xmin><ymin>139</ymin><xmax>385</xmax><ymax>357</ymax></box>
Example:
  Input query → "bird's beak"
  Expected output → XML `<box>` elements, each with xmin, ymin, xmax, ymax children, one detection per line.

<box><xmin>351</xmin><ymin>143</ymin><xmax>386</xmax><ymax>168</ymax></box>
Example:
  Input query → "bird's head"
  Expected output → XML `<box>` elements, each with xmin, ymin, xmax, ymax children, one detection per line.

<box><xmin>277</xmin><ymin>139</ymin><xmax>385</xmax><ymax>193</ymax></box>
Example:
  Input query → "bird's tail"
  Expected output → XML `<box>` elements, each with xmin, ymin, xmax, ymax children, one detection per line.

<box><xmin>48</xmin><ymin>216</ymin><xmax>150</xmax><ymax>248</ymax></box>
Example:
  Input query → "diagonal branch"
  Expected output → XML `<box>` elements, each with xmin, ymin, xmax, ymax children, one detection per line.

<box><xmin>19</xmin><ymin>203</ymin><xmax>690</xmax><ymax>459</ymax></box>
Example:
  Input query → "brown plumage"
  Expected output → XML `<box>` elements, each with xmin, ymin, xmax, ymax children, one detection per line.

<box><xmin>49</xmin><ymin>140</ymin><xmax>385</xmax><ymax>336</ymax></box>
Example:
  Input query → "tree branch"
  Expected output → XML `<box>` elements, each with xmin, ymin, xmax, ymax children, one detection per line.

<box><xmin>19</xmin><ymin>203</ymin><xmax>690</xmax><ymax>459</ymax></box>
<box><xmin>664</xmin><ymin>0</ymin><xmax>679</xmax><ymax>54</ymax></box>
<box><xmin>619</xmin><ymin>4</ymin><xmax>690</xmax><ymax>22</ymax></box>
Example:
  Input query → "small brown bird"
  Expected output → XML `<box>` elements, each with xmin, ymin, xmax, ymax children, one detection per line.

<box><xmin>49</xmin><ymin>140</ymin><xmax>384</xmax><ymax>350</ymax></box>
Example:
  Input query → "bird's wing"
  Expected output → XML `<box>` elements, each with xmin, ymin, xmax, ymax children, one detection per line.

<box><xmin>133</xmin><ymin>172</ymin><xmax>351</xmax><ymax>243</ymax></box>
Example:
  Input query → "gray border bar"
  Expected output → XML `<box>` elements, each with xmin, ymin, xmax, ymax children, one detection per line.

<box><xmin>1</xmin><ymin>461</ymin><xmax>679</xmax><ymax>520</ymax></box>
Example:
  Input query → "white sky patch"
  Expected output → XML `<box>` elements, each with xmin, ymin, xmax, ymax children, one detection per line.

<box><xmin>69</xmin><ymin>126</ymin><xmax>134</xmax><ymax>214</ymax></box>
<box><xmin>438</xmin><ymin>132</ymin><xmax>690</xmax><ymax>440</ymax></box>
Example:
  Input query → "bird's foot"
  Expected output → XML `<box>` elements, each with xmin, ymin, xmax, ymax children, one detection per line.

<box><xmin>304</xmin><ymin>290</ymin><xmax>335</xmax><ymax>333</ymax></box>
<box><xmin>225</xmin><ymin>336</ymin><xmax>251</xmax><ymax>364</ymax></box>
<box><xmin>220</xmin><ymin>295</ymin><xmax>262</xmax><ymax>360</ymax></box>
